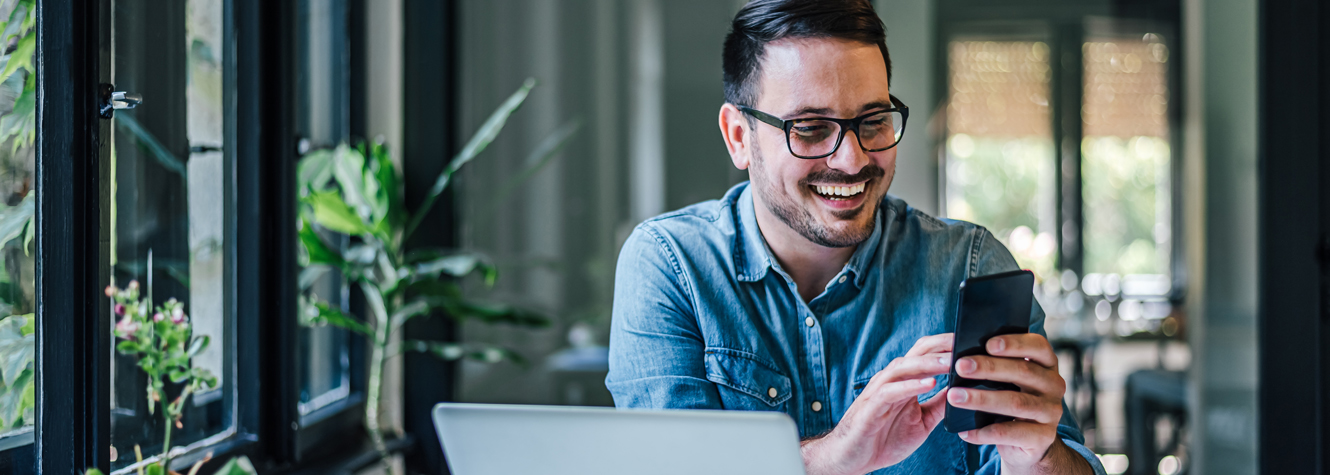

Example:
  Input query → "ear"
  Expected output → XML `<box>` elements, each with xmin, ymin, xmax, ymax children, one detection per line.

<box><xmin>719</xmin><ymin>103</ymin><xmax>753</xmax><ymax>170</ymax></box>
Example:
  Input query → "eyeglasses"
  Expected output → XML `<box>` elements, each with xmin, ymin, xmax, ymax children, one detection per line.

<box><xmin>739</xmin><ymin>95</ymin><xmax>909</xmax><ymax>159</ymax></box>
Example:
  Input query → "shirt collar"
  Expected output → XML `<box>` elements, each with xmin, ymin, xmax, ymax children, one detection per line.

<box><xmin>733</xmin><ymin>184</ymin><xmax>893</xmax><ymax>288</ymax></box>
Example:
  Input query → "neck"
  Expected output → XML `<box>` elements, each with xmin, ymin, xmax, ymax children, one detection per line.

<box><xmin>752</xmin><ymin>195</ymin><xmax>858</xmax><ymax>302</ymax></box>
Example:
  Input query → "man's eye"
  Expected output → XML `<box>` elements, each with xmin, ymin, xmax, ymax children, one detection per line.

<box><xmin>792</xmin><ymin>124</ymin><xmax>832</xmax><ymax>138</ymax></box>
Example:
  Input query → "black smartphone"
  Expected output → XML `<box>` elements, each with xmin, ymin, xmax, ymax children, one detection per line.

<box><xmin>942</xmin><ymin>269</ymin><xmax>1035</xmax><ymax>434</ymax></box>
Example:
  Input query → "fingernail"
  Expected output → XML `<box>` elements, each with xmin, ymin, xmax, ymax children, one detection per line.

<box><xmin>951</xmin><ymin>388</ymin><xmax>968</xmax><ymax>403</ymax></box>
<box><xmin>938</xmin><ymin>356</ymin><xmax>950</xmax><ymax>366</ymax></box>
<box><xmin>991</xmin><ymin>338</ymin><xmax>1006</xmax><ymax>352</ymax></box>
<box><xmin>957</xmin><ymin>358</ymin><xmax>975</xmax><ymax>373</ymax></box>
<box><xmin>958</xmin><ymin>431</ymin><xmax>970</xmax><ymax>440</ymax></box>
<box><xmin>920</xmin><ymin>378</ymin><xmax>934</xmax><ymax>386</ymax></box>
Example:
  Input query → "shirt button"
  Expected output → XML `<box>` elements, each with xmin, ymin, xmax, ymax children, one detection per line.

<box><xmin>768</xmin><ymin>387</ymin><xmax>778</xmax><ymax>398</ymax></box>
<box><xmin>838</xmin><ymin>275</ymin><xmax>847</xmax><ymax>284</ymax></box>
<box><xmin>804</xmin><ymin>317</ymin><xmax>814</xmax><ymax>327</ymax></box>
<box><xmin>811</xmin><ymin>401</ymin><xmax>823</xmax><ymax>412</ymax></box>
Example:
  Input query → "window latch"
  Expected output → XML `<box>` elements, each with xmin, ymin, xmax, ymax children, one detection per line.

<box><xmin>98</xmin><ymin>83</ymin><xmax>142</xmax><ymax>119</ymax></box>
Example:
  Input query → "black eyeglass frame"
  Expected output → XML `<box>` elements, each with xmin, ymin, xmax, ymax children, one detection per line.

<box><xmin>739</xmin><ymin>95</ymin><xmax>910</xmax><ymax>159</ymax></box>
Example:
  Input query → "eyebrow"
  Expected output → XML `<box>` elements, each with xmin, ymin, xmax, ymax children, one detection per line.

<box><xmin>784</xmin><ymin>100</ymin><xmax>894</xmax><ymax>119</ymax></box>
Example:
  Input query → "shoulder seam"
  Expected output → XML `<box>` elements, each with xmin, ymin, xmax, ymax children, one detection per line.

<box><xmin>638</xmin><ymin>222</ymin><xmax>700</xmax><ymax>313</ymax></box>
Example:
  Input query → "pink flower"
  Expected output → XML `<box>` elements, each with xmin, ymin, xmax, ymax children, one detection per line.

<box><xmin>153</xmin><ymin>312</ymin><xmax>164</xmax><ymax>322</ymax></box>
<box><xmin>115</xmin><ymin>317</ymin><xmax>139</xmax><ymax>339</ymax></box>
<box><xmin>114</xmin><ymin>303</ymin><xmax>126</xmax><ymax>316</ymax></box>
<box><xmin>128</xmin><ymin>280</ymin><xmax>139</xmax><ymax>290</ymax></box>
<box><xmin>171</xmin><ymin>308</ymin><xmax>187</xmax><ymax>324</ymax></box>
<box><xmin>104</xmin><ymin>285</ymin><xmax>117</xmax><ymax>298</ymax></box>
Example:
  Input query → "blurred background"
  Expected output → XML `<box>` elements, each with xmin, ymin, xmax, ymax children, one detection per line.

<box><xmin>8</xmin><ymin>0</ymin><xmax>1317</xmax><ymax>474</ymax></box>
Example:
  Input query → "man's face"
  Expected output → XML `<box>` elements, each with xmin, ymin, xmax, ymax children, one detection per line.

<box><xmin>744</xmin><ymin>37</ymin><xmax>896</xmax><ymax>248</ymax></box>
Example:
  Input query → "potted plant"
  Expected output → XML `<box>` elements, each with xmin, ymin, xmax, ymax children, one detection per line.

<box><xmin>296</xmin><ymin>78</ymin><xmax>578</xmax><ymax>473</ymax></box>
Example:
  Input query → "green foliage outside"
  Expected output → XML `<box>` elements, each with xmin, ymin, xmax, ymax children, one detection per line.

<box><xmin>0</xmin><ymin>0</ymin><xmax>38</xmax><ymax>434</ymax></box>
<box><xmin>1081</xmin><ymin>135</ymin><xmax>1169</xmax><ymax>276</ymax></box>
<box><xmin>296</xmin><ymin>78</ymin><xmax>576</xmax><ymax>473</ymax></box>
<box><xmin>945</xmin><ymin>133</ymin><xmax>1057</xmax><ymax>281</ymax></box>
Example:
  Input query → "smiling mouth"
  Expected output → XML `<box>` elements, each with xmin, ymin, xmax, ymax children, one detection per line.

<box><xmin>810</xmin><ymin>182</ymin><xmax>867</xmax><ymax>201</ymax></box>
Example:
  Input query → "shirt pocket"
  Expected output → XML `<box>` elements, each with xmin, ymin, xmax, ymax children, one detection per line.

<box><xmin>704</xmin><ymin>348</ymin><xmax>791</xmax><ymax>412</ymax></box>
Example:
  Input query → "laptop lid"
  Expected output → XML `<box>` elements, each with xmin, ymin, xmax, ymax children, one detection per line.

<box><xmin>433</xmin><ymin>403</ymin><xmax>806</xmax><ymax>475</ymax></box>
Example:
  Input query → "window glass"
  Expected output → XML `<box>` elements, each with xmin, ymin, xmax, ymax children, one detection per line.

<box><xmin>0</xmin><ymin>0</ymin><xmax>37</xmax><ymax>441</ymax></box>
<box><xmin>294</xmin><ymin>0</ymin><xmax>352</xmax><ymax>416</ymax></box>
<box><xmin>944</xmin><ymin>40</ymin><xmax>1058</xmax><ymax>282</ymax></box>
<box><xmin>1081</xmin><ymin>36</ymin><xmax>1172</xmax><ymax>297</ymax></box>
<box><xmin>108</xmin><ymin>0</ymin><xmax>232</xmax><ymax>469</ymax></box>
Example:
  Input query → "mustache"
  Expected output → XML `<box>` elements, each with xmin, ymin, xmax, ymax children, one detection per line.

<box><xmin>799</xmin><ymin>164</ymin><xmax>886</xmax><ymax>186</ymax></box>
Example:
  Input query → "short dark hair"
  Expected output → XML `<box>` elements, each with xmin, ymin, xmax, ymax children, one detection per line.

<box><xmin>722</xmin><ymin>0</ymin><xmax>891</xmax><ymax>108</ymax></box>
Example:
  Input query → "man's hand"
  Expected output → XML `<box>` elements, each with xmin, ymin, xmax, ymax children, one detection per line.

<box><xmin>947</xmin><ymin>333</ymin><xmax>1092</xmax><ymax>474</ymax></box>
<box><xmin>801</xmin><ymin>334</ymin><xmax>953</xmax><ymax>475</ymax></box>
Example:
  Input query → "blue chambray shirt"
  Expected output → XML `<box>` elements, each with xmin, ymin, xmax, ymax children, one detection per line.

<box><xmin>606</xmin><ymin>183</ymin><xmax>1106</xmax><ymax>474</ymax></box>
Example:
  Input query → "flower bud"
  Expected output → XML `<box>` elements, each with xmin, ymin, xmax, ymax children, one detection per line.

<box><xmin>153</xmin><ymin>312</ymin><xmax>164</xmax><ymax>322</ymax></box>
<box><xmin>114</xmin><ymin>303</ymin><xmax>126</xmax><ymax>316</ymax></box>
<box><xmin>171</xmin><ymin>311</ymin><xmax>187</xmax><ymax>324</ymax></box>
<box><xmin>104</xmin><ymin>285</ymin><xmax>117</xmax><ymax>298</ymax></box>
<box><xmin>128</xmin><ymin>280</ymin><xmax>139</xmax><ymax>290</ymax></box>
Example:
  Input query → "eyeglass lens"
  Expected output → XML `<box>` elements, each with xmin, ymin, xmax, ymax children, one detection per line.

<box><xmin>787</xmin><ymin>110</ymin><xmax>904</xmax><ymax>158</ymax></box>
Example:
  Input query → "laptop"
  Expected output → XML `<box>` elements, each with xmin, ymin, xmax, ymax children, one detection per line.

<box><xmin>433</xmin><ymin>403</ymin><xmax>806</xmax><ymax>475</ymax></box>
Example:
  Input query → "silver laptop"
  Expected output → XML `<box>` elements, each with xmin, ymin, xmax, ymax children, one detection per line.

<box><xmin>433</xmin><ymin>403</ymin><xmax>806</xmax><ymax>475</ymax></box>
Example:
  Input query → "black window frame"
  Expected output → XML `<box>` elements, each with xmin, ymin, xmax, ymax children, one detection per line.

<box><xmin>1</xmin><ymin>0</ymin><xmax>418</xmax><ymax>472</ymax></box>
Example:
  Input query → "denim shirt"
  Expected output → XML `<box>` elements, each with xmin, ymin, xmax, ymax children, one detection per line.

<box><xmin>606</xmin><ymin>183</ymin><xmax>1106</xmax><ymax>474</ymax></box>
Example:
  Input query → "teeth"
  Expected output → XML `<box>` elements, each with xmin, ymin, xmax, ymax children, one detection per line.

<box><xmin>813</xmin><ymin>183</ymin><xmax>866</xmax><ymax>198</ymax></box>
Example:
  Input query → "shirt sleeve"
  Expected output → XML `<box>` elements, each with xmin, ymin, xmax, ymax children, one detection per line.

<box><xmin>970</xmin><ymin>227</ymin><xmax>1108</xmax><ymax>475</ymax></box>
<box><xmin>605</xmin><ymin>223</ymin><xmax>723</xmax><ymax>409</ymax></box>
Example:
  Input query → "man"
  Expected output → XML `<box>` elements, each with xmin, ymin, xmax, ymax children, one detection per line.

<box><xmin>606</xmin><ymin>1</ymin><xmax>1105</xmax><ymax>474</ymax></box>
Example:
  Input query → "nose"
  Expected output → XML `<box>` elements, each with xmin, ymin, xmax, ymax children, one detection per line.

<box><xmin>823</xmin><ymin>129</ymin><xmax>871</xmax><ymax>175</ymax></box>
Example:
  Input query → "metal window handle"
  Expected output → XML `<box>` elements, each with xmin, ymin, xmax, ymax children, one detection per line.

<box><xmin>111</xmin><ymin>91</ymin><xmax>142</xmax><ymax>109</ymax></box>
<box><xmin>98</xmin><ymin>83</ymin><xmax>142</xmax><ymax>118</ymax></box>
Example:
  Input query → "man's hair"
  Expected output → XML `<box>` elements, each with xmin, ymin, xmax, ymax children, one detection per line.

<box><xmin>722</xmin><ymin>0</ymin><xmax>891</xmax><ymax>108</ymax></box>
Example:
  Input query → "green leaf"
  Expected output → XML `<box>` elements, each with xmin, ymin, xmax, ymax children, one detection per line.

<box><xmin>82</xmin><ymin>469</ymin><xmax>104</xmax><ymax>475</ymax></box>
<box><xmin>331</xmin><ymin>143</ymin><xmax>372</xmax><ymax>220</ymax></box>
<box><xmin>297</xmin><ymin>148</ymin><xmax>335</xmax><ymax>193</ymax></box>
<box><xmin>301</xmin><ymin>299</ymin><xmax>373</xmax><ymax>336</ymax></box>
<box><xmin>474</xmin><ymin>118</ymin><xmax>583</xmax><ymax>226</ymax></box>
<box><xmin>0</xmin><ymin>315</ymin><xmax>34</xmax><ymax>388</ymax></box>
<box><xmin>187</xmin><ymin>335</ymin><xmax>209</xmax><ymax>357</ymax></box>
<box><xmin>297</xmin><ymin>264</ymin><xmax>332</xmax><ymax>291</ymax></box>
<box><xmin>115</xmin><ymin>340</ymin><xmax>143</xmax><ymax>354</ymax></box>
<box><xmin>389</xmin><ymin>298</ymin><xmax>432</xmax><ymax>329</ymax></box>
<box><xmin>21</xmin><ymin>214</ymin><xmax>32</xmax><ymax>256</ymax></box>
<box><xmin>409</xmin><ymin>252</ymin><xmax>496</xmax><ymax>282</ymax></box>
<box><xmin>0</xmin><ymin>33</ymin><xmax>33</xmax><ymax>85</ymax></box>
<box><xmin>303</xmin><ymin>190</ymin><xmax>372</xmax><ymax>236</ymax></box>
<box><xmin>298</xmin><ymin>218</ymin><xmax>345</xmax><ymax>267</ymax></box>
<box><xmin>0</xmin><ymin>194</ymin><xmax>34</xmax><ymax>248</ymax></box>
<box><xmin>404</xmin><ymin>78</ymin><xmax>537</xmax><ymax>241</ymax></box>
<box><xmin>214</xmin><ymin>456</ymin><xmax>258</xmax><ymax>475</ymax></box>
<box><xmin>448</xmin><ymin>299</ymin><xmax>551</xmax><ymax>327</ymax></box>
<box><xmin>370</xmin><ymin>141</ymin><xmax>402</xmax><ymax>231</ymax></box>
<box><xmin>168</xmin><ymin>368</ymin><xmax>190</xmax><ymax>383</ymax></box>
<box><xmin>145</xmin><ymin>463</ymin><xmax>165</xmax><ymax>475</ymax></box>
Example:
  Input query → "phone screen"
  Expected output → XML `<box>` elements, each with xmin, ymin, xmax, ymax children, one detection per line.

<box><xmin>943</xmin><ymin>269</ymin><xmax>1034</xmax><ymax>433</ymax></box>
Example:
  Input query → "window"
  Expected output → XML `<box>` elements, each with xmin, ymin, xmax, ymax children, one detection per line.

<box><xmin>107</xmin><ymin>0</ymin><xmax>233</xmax><ymax>470</ymax></box>
<box><xmin>294</xmin><ymin>0</ymin><xmax>357</xmax><ymax>420</ymax></box>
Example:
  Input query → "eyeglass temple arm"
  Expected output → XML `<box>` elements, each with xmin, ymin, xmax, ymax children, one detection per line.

<box><xmin>738</xmin><ymin>106</ymin><xmax>788</xmax><ymax>129</ymax></box>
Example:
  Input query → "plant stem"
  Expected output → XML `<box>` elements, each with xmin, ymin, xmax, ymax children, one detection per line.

<box><xmin>361</xmin><ymin>281</ymin><xmax>393</xmax><ymax>474</ymax></box>
<box><xmin>161</xmin><ymin>398</ymin><xmax>173</xmax><ymax>471</ymax></box>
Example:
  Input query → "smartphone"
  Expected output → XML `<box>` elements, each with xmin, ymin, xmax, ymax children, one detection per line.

<box><xmin>942</xmin><ymin>269</ymin><xmax>1035</xmax><ymax>434</ymax></box>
